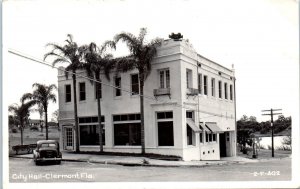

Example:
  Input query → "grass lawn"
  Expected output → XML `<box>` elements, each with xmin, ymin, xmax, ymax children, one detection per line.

<box><xmin>9</xmin><ymin>127</ymin><xmax>60</xmax><ymax>155</ymax></box>
<box><xmin>237</xmin><ymin>148</ymin><xmax>291</xmax><ymax>160</ymax></box>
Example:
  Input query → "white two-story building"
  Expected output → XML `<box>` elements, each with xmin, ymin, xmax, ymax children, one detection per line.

<box><xmin>58</xmin><ymin>37</ymin><xmax>236</xmax><ymax>161</ymax></box>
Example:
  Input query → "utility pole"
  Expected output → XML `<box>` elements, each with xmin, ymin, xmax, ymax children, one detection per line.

<box><xmin>262</xmin><ymin>109</ymin><xmax>282</xmax><ymax>157</ymax></box>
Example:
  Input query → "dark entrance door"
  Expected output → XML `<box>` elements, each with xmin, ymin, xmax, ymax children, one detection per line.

<box><xmin>219</xmin><ymin>133</ymin><xmax>227</xmax><ymax>157</ymax></box>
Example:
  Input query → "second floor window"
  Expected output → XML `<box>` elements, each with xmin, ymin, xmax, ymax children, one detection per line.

<box><xmin>115</xmin><ymin>77</ymin><xmax>122</xmax><ymax>96</ymax></box>
<box><xmin>95</xmin><ymin>83</ymin><xmax>102</xmax><ymax>99</ymax></box>
<box><xmin>224</xmin><ymin>82</ymin><xmax>228</xmax><ymax>99</ymax></box>
<box><xmin>79</xmin><ymin>82</ymin><xmax>86</xmax><ymax>101</ymax></box>
<box><xmin>131</xmin><ymin>74</ymin><xmax>139</xmax><ymax>95</ymax></box>
<box><xmin>203</xmin><ymin>75</ymin><xmax>207</xmax><ymax>95</ymax></box>
<box><xmin>198</xmin><ymin>73</ymin><xmax>202</xmax><ymax>94</ymax></box>
<box><xmin>65</xmin><ymin>84</ymin><xmax>71</xmax><ymax>102</ymax></box>
<box><xmin>211</xmin><ymin>78</ymin><xmax>215</xmax><ymax>97</ymax></box>
<box><xmin>230</xmin><ymin>84</ymin><xmax>233</xmax><ymax>100</ymax></box>
<box><xmin>186</xmin><ymin>69</ymin><xmax>192</xmax><ymax>88</ymax></box>
<box><xmin>186</xmin><ymin>111</ymin><xmax>194</xmax><ymax>119</ymax></box>
<box><xmin>218</xmin><ymin>81</ymin><xmax>222</xmax><ymax>98</ymax></box>
<box><xmin>159</xmin><ymin>69</ymin><xmax>170</xmax><ymax>88</ymax></box>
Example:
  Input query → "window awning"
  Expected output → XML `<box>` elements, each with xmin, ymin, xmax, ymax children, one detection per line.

<box><xmin>205</xmin><ymin>122</ymin><xmax>224</xmax><ymax>133</ymax></box>
<box><xmin>186</xmin><ymin>119</ymin><xmax>201</xmax><ymax>132</ymax></box>
<box><xmin>199</xmin><ymin>123</ymin><xmax>210</xmax><ymax>132</ymax></box>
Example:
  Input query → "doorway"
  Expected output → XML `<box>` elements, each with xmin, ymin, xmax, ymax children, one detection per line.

<box><xmin>64</xmin><ymin>127</ymin><xmax>74</xmax><ymax>150</ymax></box>
<box><xmin>219</xmin><ymin>133</ymin><xmax>227</xmax><ymax>157</ymax></box>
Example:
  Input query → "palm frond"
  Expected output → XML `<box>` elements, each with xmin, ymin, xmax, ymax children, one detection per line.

<box><xmin>100</xmin><ymin>40</ymin><xmax>116</xmax><ymax>54</ymax></box>
<box><xmin>114</xmin><ymin>32</ymin><xmax>139</xmax><ymax>53</ymax></box>
<box><xmin>8</xmin><ymin>104</ymin><xmax>18</xmax><ymax>113</ymax></box>
<box><xmin>65</xmin><ymin>34</ymin><xmax>74</xmax><ymax>45</ymax></box>
<box><xmin>138</xmin><ymin>28</ymin><xmax>147</xmax><ymax>44</ymax></box>
<box><xmin>20</xmin><ymin>93</ymin><xmax>33</xmax><ymax>104</ymax></box>
<box><xmin>48</xmin><ymin>94</ymin><xmax>57</xmax><ymax>103</ymax></box>
<box><xmin>48</xmin><ymin>84</ymin><xmax>57</xmax><ymax>91</ymax></box>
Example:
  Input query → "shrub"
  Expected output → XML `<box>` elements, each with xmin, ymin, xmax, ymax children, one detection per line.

<box><xmin>276</xmin><ymin>146</ymin><xmax>291</xmax><ymax>151</ymax></box>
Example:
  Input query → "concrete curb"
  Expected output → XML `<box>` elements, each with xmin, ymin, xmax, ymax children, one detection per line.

<box><xmin>10</xmin><ymin>154</ymin><xmax>285</xmax><ymax>168</ymax></box>
<box><xmin>9</xmin><ymin>156</ymin><xmax>232</xmax><ymax>168</ymax></box>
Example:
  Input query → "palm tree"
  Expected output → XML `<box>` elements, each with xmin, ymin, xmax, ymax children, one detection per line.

<box><xmin>44</xmin><ymin>34</ymin><xmax>85</xmax><ymax>152</ymax></box>
<box><xmin>8</xmin><ymin>95</ymin><xmax>36</xmax><ymax>145</ymax></box>
<box><xmin>114</xmin><ymin>28</ymin><xmax>163</xmax><ymax>154</ymax></box>
<box><xmin>82</xmin><ymin>42</ymin><xmax>115</xmax><ymax>152</ymax></box>
<box><xmin>22</xmin><ymin>83</ymin><xmax>57</xmax><ymax>140</ymax></box>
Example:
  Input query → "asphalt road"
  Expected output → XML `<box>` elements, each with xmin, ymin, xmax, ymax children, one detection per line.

<box><xmin>9</xmin><ymin>157</ymin><xmax>291</xmax><ymax>182</ymax></box>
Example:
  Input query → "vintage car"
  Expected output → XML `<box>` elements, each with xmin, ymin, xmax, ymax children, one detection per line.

<box><xmin>33</xmin><ymin>140</ymin><xmax>62</xmax><ymax>165</ymax></box>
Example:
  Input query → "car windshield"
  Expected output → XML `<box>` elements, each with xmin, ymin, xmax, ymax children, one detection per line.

<box><xmin>40</xmin><ymin>143</ymin><xmax>57</xmax><ymax>148</ymax></box>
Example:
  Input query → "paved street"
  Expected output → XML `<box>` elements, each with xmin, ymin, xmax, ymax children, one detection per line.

<box><xmin>9</xmin><ymin>157</ymin><xmax>291</xmax><ymax>182</ymax></box>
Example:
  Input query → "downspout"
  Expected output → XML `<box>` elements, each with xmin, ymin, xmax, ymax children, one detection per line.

<box><xmin>196</xmin><ymin>59</ymin><xmax>201</xmax><ymax>160</ymax></box>
<box><xmin>233</xmin><ymin>65</ymin><xmax>237</xmax><ymax>156</ymax></box>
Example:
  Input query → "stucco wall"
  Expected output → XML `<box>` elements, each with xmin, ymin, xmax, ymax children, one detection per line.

<box><xmin>57</xmin><ymin>39</ymin><xmax>236</xmax><ymax>161</ymax></box>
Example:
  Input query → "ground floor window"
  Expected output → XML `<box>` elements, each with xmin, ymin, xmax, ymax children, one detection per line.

<box><xmin>158</xmin><ymin>121</ymin><xmax>174</xmax><ymax>146</ymax></box>
<box><xmin>80</xmin><ymin>125</ymin><xmax>105</xmax><ymax>145</ymax></box>
<box><xmin>187</xmin><ymin>125</ymin><xmax>195</xmax><ymax>145</ymax></box>
<box><xmin>213</xmin><ymin>134</ymin><xmax>216</xmax><ymax>141</ymax></box>
<box><xmin>205</xmin><ymin>132</ymin><xmax>217</xmax><ymax>143</ymax></box>
<box><xmin>114</xmin><ymin>123</ymin><xmax>141</xmax><ymax>146</ymax></box>
<box><xmin>199</xmin><ymin>132</ymin><xmax>203</xmax><ymax>143</ymax></box>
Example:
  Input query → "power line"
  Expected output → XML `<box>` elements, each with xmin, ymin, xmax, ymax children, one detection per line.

<box><xmin>8</xmin><ymin>48</ymin><xmax>234</xmax><ymax>120</ymax></box>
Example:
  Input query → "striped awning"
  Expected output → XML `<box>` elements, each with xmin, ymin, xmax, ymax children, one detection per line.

<box><xmin>205</xmin><ymin>122</ymin><xmax>224</xmax><ymax>133</ymax></box>
<box><xmin>186</xmin><ymin>119</ymin><xmax>201</xmax><ymax>132</ymax></box>
<box><xmin>199</xmin><ymin>122</ymin><xmax>210</xmax><ymax>132</ymax></box>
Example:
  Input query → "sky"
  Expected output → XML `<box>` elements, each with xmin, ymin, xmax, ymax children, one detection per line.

<box><xmin>3</xmin><ymin>0</ymin><xmax>299</xmax><ymax>122</ymax></box>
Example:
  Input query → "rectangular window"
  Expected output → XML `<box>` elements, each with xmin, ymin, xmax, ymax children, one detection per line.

<box><xmin>218</xmin><ymin>81</ymin><xmax>222</xmax><ymax>98</ymax></box>
<box><xmin>79</xmin><ymin>116</ymin><xmax>105</xmax><ymax>123</ymax></box>
<box><xmin>113</xmin><ymin>113</ymin><xmax>141</xmax><ymax>122</ymax></box>
<box><xmin>187</xmin><ymin>125</ymin><xmax>194</xmax><ymax>145</ymax></box>
<box><xmin>158</xmin><ymin>121</ymin><xmax>174</xmax><ymax>146</ymax></box>
<box><xmin>159</xmin><ymin>69</ymin><xmax>170</xmax><ymax>89</ymax></box>
<box><xmin>206</xmin><ymin>132</ymin><xmax>209</xmax><ymax>142</ymax></box>
<box><xmin>200</xmin><ymin>132</ymin><xmax>203</xmax><ymax>143</ymax></box>
<box><xmin>186</xmin><ymin>111</ymin><xmax>194</xmax><ymax>119</ymax></box>
<box><xmin>186</xmin><ymin>69</ymin><xmax>192</xmax><ymax>88</ymax></box>
<box><xmin>212</xmin><ymin>134</ymin><xmax>216</xmax><ymax>141</ymax></box>
<box><xmin>166</xmin><ymin>70</ymin><xmax>170</xmax><ymax>88</ymax></box>
<box><xmin>198</xmin><ymin>74</ymin><xmax>202</xmax><ymax>94</ymax></box>
<box><xmin>65</xmin><ymin>84</ymin><xmax>71</xmax><ymax>102</ymax></box>
<box><xmin>159</xmin><ymin>71</ymin><xmax>164</xmax><ymax>88</ymax></box>
<box><xmin>209</xmin><ymin>133</ymin><xmax>212</xmax><ymax>142</ymax></box>
<box><xmin>131</xmin><ymin>74</ymin><xmax>139</xmax><ymax>95</ymax></box>
<box><xmin>115</xmin><ymin>77</ymin><xmax>122</xmax><ymax>96</ymax></box>
<box><xmin>211</xmin><ymin>78</ymin><xmax>215</xmax><ymax>97</ymax></box>
<box><xmin>224</xmin><ymin>83</ymin><xmax>228</xmax><ymax>99</ymax></box>
<box><xmin>95</xmin><ymin>83</ymin><xmax>102</xmax><ymax>99</ymax></box>
<box><xmin>79</xmin><ymin>82</ymin><xmax>86</xmax><ymax>101</ymax></box>
<box><xmin>157</xmin><ymin>111</ymin><xmax>174</xmax><ymax>146</ymax></box>
<box><xmin>203</xmin><ymin>75</ymin><xmax>207</xmax><ymax>95</ymax></box>
<box><xmin>230</xmin><ymin>84</ymin><xmax>233</xmax><ymax>100</ymax></box>
<box><xmin>80</xmin><ymin>124</ymin><xmax>105</xmax><ymax>145</ymax></box>
<box><xmin>157</xmin><ymin>112</ymin><xmax>173</xmax><ymax>119</ymax></box>
<box><xmin>114</xmin><ymin>123</ymin><xmax>141</xmax><ymax>146</ymax></box>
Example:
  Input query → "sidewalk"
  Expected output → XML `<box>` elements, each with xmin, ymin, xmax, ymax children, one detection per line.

<box><xmin>10</xmin><ymin>151</ymin><xmax>261</xmax><ymax>167</ymax></box>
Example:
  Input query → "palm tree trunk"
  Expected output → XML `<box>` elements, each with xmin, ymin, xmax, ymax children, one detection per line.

<box><xmin>20</xmin><ymin>120</ymin><xmax>24</xmax><ymax>145</ymax></box>
<box><xmin>45</xmin><ymin>108</ymin><xmax>48</xmax><ymax>140</ymax></box>
<box><xmin>140</xmin><ymin>77</ymin><xmax>145</xmax><ymax>154</ymax></box>
<box><xmin>72</xmin><ymin>72</ymin><xmax>80</xmax><ymax>152</ymax></box>
<box><xmin>96</xmin><ymin>74</ymin><xmax>103</xmax><ymax>152</ymax></box>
